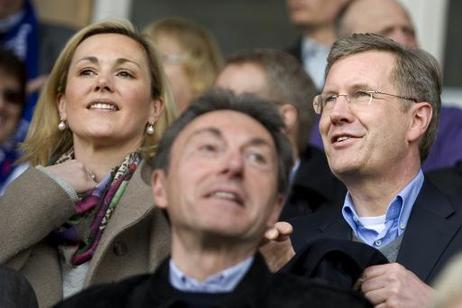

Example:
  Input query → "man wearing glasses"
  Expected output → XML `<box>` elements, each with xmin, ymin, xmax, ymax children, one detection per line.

<box><xmin>290</xmin><ymin>33</ymin><xmax>462</xmax><ymax>307</ymax></box>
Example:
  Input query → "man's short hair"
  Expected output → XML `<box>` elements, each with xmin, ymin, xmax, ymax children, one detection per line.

<box><xmin>146</xmin><ymin>89</ymin><xmax>294</xmax><ymax>196</ymax></box>
<box><xmin>325</xmin><ymin>33</ymin><xmax>442</xmax><ymax>161</ymax></box>
<box><xmin>224</xmin><ymin>49</ymin><xmax>317</xmax><ymax>155</ymax></box>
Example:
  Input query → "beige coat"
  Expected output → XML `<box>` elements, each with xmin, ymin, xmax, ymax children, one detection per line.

<box><xmin>0</xmin><ymin>165</ymin><xmax>170</xmax><ymax>307</ymax></box>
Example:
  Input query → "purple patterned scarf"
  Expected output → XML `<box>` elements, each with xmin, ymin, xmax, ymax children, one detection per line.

<box><xmin>49</xmin><ymin>151</ymin><xmax>141</xmax><ymax>265</ymax></box>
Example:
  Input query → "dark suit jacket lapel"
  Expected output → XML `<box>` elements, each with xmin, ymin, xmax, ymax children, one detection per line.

<box><xmin>321</xmin><ymin>207</ymin><xmax>351</xmax><ymax>240</ymax></box>
<box><xmin>397</xmin><ymin>180</ymin><xmax>461</xmax><ymax>283</ymax></box>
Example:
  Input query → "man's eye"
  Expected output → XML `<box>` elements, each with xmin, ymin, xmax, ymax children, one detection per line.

<box><xmin>352</xmin><ymin>91</ymin><xmax>371</xmax><ymax>99</ymax></box>
<box><xmin>325</xmin><ymin>95</ymin><xmax>337</xmax><ymax>103</ymax></box>
<box><xmin>199</xmin><ymin>144</ymin><xmax>218</xmax><ymax>153</ymax></box>
<box><xmin>247</xmin><ymin>152</ymin><xmax>268</xmax><ymax>165</ymax></box>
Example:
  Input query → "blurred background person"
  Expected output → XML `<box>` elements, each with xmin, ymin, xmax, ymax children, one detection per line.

<box><xmin>285</xmin><ymin>0</ymin><xmax>349</xmax><ymax>91</ymax></box>
<box><xmin>285</xmin><ymin>0</ymin><xmax>350</xmax><ymax>150</ymax></box>
<box><xmin>0</xmin><ymin>0</ymin><xmax>74</xmax><ymax>125</ymax></box>
<box><xmin>432</xmin><ymin>253</ymin><xmax>462</xmax><ymax>308</ymax></box>
<box><xmin>336</xmin><ymin>0</ymin><xmax>462</xmax><ymax>172</ymax></box>
<box><xmin>215</xmin><ymin>48</ymin><xmax>345</xmax><ymax>218</ymax></box>
<box><xmin>0</xmin><ymin>47</ymin><xmax>28</xmax><ymax>194</ymax></box>
<box><xmin>144</xmin><ymin>16</ymin><xmax>223</xmax><ymax>113</ymax></box>
<box><xmin>0</xmin><ymin>19</ymin><xmax>176</xmax><ymax>307</ymax></box>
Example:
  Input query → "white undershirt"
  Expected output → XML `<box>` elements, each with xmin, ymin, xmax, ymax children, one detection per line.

<box><xmin>357</xmin><ymin>214</ymin><xmax>387</xmax><ymax>235</ymax></box>
<box><xmin>62</xmin><ymin>261</ymin><xmax>89</xmax><ymax>299</ymax></box>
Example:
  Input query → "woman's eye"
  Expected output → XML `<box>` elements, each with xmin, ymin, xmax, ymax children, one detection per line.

<box><xmin>117</xmin><ymin>71</ymin><xmax>134</xmax><ymax>79</ymax></box>
<box><xmin>79</xmin><ymin>69</ymin><xmax>95</xmax><ymax>76</ymax></box>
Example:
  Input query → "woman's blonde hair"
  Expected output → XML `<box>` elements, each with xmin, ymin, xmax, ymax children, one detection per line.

<box><xmin>144</xmin><ymin>17</ymin><xmax>223</xmax><ymax>98</ymax></box>
<box><xmin>22</xmin><ymin>19</ymin><xmax>177</xmax><ymax>166</ymax></box>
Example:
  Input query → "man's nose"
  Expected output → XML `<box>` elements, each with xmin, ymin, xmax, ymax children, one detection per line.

<box><xmin>222</xmin><ymin>150</ymin><xmax>245</xmax><ymax>176</ymax></box>
<box><xmin>328</xmin><ymin>95</ymin><xmax>355</xmax><ymax>125</ymax></box>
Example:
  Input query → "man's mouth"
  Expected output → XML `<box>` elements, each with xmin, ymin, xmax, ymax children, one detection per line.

<box><xmin>331</xmin><ymin>134</ymin><xmax>355</xmax><ymax>144</ymax></box>
<box><xmin>207</xmin><ymin>190</ymin><xmax>244</xmax><ymax>206</ymax></box>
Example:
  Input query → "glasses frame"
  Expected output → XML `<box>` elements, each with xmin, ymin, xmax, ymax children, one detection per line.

<box><xmin>313</xmin><ymin>90</ymin><xmax>418</xmax><ymax>114</ymax></box>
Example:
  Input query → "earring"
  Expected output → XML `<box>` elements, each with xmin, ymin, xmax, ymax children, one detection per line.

<box><xmin>58</xmin><ymin>120</ymin><xmax>67</xmax><ymax>131</ymax></box>
<box><xmin>146</xmin><ymin>122</ymin><xmax>155</xmax><ymax>135</ymax></box>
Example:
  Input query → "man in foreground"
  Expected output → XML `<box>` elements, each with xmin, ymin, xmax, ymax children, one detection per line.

<box><xmin>290</xmin><ymin>33</ymin><xmax>462</xmax><ymax>307</ymax></box>
<box><xmin>56</xmin><ymin>90</ymin><xmax>370</xmax><ymax>307</ymax></box>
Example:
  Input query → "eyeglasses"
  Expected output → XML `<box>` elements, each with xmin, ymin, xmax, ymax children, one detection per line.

<box><xmin>0</xmin><ymin>88</ymin><xmax>23</xmax><ymax>105</ymax></box>
<box><xmin>313</xmin><ymin>90</ymin><xmax>418</xmax><ymax>114</ymax></box>
<box><xmin>160</xmin><ymin>53</ymin><xmax>188</xmax><ymax>65</ymax></box>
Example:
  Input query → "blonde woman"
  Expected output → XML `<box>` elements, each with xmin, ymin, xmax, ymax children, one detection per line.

<box><xmin>144</xmin><ymin>17</ymin><xmax>223</xmax><ymax>112</ymax></box>
<box><xmin>0</xmin><ymin>19</ymin><xmax>176</xmax><ymax>307</ymax></box>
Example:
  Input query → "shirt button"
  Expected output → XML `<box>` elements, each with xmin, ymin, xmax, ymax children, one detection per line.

<box><xmin>374</xmin><ymin>240</ymin><xmax>382</xmax><ymax>247</ymax></box>
<box><xmin>400</xmin><ymin>223</ymin><xmax>406</xmax><ymax>230</ymax></box>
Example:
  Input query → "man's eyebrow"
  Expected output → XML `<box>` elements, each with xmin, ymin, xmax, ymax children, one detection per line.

<box><xmin>184</xmin><ymin>127</ymin><xmax>273</xmax><ymax>149</ymax></box>
<box><xmin>323</xmin><ymin>83</ymin><xmax>375</xmax><ymax>94</ymax></box>
<box><xmin>185</xmin><ymin>127</ymin><xmax>222</xmax><ymax>143</ymax></box>
<box><xmin>246</xmin><ymin>138</ymin><xmax>273</xmax><ymax>149</ymax></box>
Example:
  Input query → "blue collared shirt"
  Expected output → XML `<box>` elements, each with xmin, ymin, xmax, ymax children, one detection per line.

<box><xmin>169</xmin><ymin>257</ymin><xmax>254</xmax><ymax>293</ymax></box>
<box><xmin>301</xmin><ymin>37</ymin><xmax>329</xmax><ymax>91</ymax></box>
<box><xmin>342</xmin><ymin>170</ymin><xmax>424</xmax><ymax>248</ymax></box>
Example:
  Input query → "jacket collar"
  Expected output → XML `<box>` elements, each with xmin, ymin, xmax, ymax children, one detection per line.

<box><xmin>85</xmin><ymin>161</ymin><xmax>155</xmax><ymax>283</ymax></box>
<box><xmin>397</xmin><ymin>179</ymin><xmax>460</xmax><ymax>283</ymax></box>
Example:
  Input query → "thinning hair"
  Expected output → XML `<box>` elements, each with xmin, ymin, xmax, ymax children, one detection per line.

<box><xmin>146</xmin><ymin>89</ymin><xmax>294</xmax><ymax>196</ymax></box>
<box><xmin>21</xmin><ymin>19</ymin><xmax>177</xmax><ymax>166</ymax></box>
<box><xmin>325</xmin><ymin>33</ymin><xmax>441</xmax><ymax>161</ymax></box>
<box><xmin>224</xmin><ymin>48</ymin><xmax>317</xmax><ymax>155</ymax></box>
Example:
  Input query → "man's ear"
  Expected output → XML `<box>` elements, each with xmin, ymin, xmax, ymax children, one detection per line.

<box><xmin>151</xmin><ymin>169</ymin><xmax>168</xmax><ymax>209</ymax></box>
<box><xmin>278</xmin><ymin>104</ymin><xmax>298</xmax><ymax>133</ymax></box>
<box><xmin>407</xmin><ymin>102</ymin><xmax>432</xmax><ymax>143</ymax></box>
<box><xmin>57</xmin><ymin>94</ymin><xmax>67</xmax><ymax>121</ymax></box>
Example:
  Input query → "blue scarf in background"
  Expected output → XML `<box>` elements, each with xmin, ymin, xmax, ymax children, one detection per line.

<box><xmin>0</xmin><ymin>0</ymin><xmax>39</xmax><ymax>125</ymax></box>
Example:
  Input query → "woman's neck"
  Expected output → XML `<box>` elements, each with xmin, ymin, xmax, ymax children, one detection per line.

<box><xmin>73</xmin><ymin>138</ymin><xmax>141</xmax><ymax>182</ymax></box>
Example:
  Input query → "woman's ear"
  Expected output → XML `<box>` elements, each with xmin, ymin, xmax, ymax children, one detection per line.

<box><xmin>57</xmin><ymin>94</ymin><xmax>67</xmax><ymax>121</ymax></box>
<box><xmin>149</xmin><ymin>98</ymin><xmax>164</xmax><ymax>124</ymax></box>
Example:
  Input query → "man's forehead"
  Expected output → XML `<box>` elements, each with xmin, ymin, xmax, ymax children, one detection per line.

<box><xmin>174</xmin><ymin>110</ymin><xmax>274</xmax><ymax>147</ymax></box>
<box><xmin>217</xmin><ymin>63</ymin><xmax>268</xmax><ymax>97</ymax></box>
<box><xmin>345</xmin><ymin>0</ymin><xmax>412</xmax><ymax>32</ymax></box>
<box><xmin>325</xmin><ymin>51</ymin><xmax>396</xmax><ymax>91</ymax></box>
